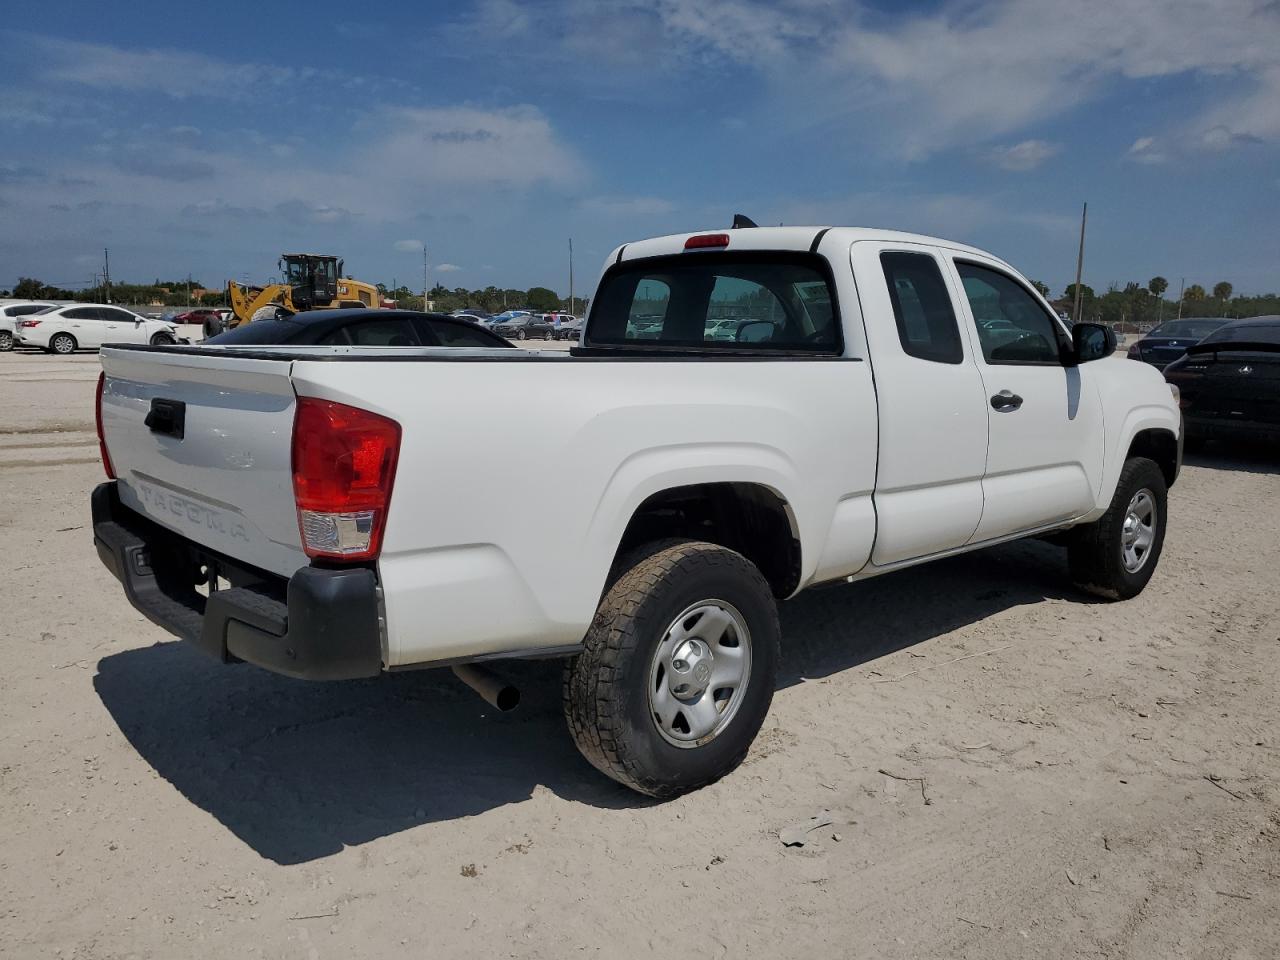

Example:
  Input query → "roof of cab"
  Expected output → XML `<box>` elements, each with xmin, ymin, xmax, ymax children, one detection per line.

<box><xmin>613</xmin><ymin>226</ymin><xmax>1003</xmax><ymax>268</ymax></box>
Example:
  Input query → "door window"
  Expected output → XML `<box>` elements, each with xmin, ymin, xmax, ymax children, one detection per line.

<box><xmin>880</xmin><ymin>252</ymin><xmax>964</xmax><ymax>364</ymax></box>
<box><xmin>956</xmin><ymin>262</ymin><xmax>1065</xmax><ymax>364</ymax></box>
<box><xmin>100</xmin><ymin>308</ymin><xmax>136</xmax><ymax>323</ymax></box>
<box><xmin>62</xmin><ymin>308</ymin><xmax>98</xmax><ymax>321</ymax></box>
<box><xmin>426</xmin><ymin>320</ymin><xmax>506</xmax><ymax>347</ymax></box>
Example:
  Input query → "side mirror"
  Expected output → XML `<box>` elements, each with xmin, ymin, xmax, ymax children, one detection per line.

<box><xmin>735</xmin><ymin>320</ymin><xmax>775</xmax><ymax>343</ymax></box>
<box><xmin>1072</xmin><ymin>322</ymin><xmax>1115</xmax><ymax>363</ymax></box>
<box><xmin>134</xmin><ymin>318</ymin><xmax>142</xmax><ymax>326</ymax></box>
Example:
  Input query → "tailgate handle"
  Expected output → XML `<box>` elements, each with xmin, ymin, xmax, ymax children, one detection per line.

<box><xmin>145</xmin><ymin>398</ymin><xmax>186</xmax><ymax>440</ymax></box>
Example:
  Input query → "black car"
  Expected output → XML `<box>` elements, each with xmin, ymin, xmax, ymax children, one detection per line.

<box><xmin>491</xmin><ymin>314</ymin><xmax>555</xmax><ymax>340</ymax></box>
<box><xmin>204</xmin><ymin>309</ymin><xmax>514</xmax><ymax>348</ymax></box>
<box><xmin>1127</xmin><ymin>318</ymin><xmax>1225</xmax><ymax>370</ymax></box>
<box><xmin>1164</xmin><ymin>316</ymin><xmax>1280</xmax><ymax>443</ymax></box>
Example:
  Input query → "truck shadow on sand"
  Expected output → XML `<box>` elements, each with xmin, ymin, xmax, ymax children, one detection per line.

<box><xmin>95</xmin><ymin>537</ymin><xmax>1087</xmax><ymax>865</ymax></box>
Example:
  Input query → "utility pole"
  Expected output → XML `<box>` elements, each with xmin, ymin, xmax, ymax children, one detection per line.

<box><xmin>422</xmin><ymin>246</ymin><xmax>428</xmax><ymax>312</ymax></box>
<box><xmin>568</xmin><ymin>238</ymin><xmax>575</xmax><ymax>315</ymax></box>
<box><xmin>1071</xmin><ymin>202</ymin><xmax>1087</xmax><ymax>325</ymax></box>
<box><xmin>186</xmin><ymin>273</ymin><xmax>191</xmax><ymax>308</ymax></box>
<box><xmin>103</xmin><ymin>248</ymin><xmax>112</xmax><ymax>304</ymax></box>
<box><xmin>1176</xmin><ymin>277</ymin><xmax>1185</xmax><ymax>320</ymax></box>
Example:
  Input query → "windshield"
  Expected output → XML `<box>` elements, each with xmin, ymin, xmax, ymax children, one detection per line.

<box><xmin>1151</xmin><ymin>319</ymin><xmax>1223</xmax><ymax>339</ymax></box>
<box><xmin>587</xmin><ymin>252</ymin><xmax>840</xmax><ymax>352</ymax></box>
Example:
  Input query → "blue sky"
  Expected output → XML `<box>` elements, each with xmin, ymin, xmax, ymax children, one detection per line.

<box><xmin>2</xmin><ymin>0</ymin><xmax>1278</xmax><ymax>297</ymax></box>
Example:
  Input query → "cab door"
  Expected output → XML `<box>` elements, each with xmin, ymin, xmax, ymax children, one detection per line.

<box><xmin>944</xmin><ymin>255</ymin><xmax>1103</xmax><ymax>542</ymax></box>
<box><xmin>850</xmin><ymin>241</ymin><xmax>989</xmax><ymax>566</ymax></box>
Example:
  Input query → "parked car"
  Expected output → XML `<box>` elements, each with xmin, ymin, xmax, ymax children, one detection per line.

<box><xmin>556</xmin><ymin>315</ymin><xmax>585</xmax><ymax>340</ymax></box>
<box><xmin>0</xmin><ymin>301</ymin><xmax>55</xmax><ymax>351</ymax></box>
<box><xmin>452</xmin><ymin>309</ymin><xmax>491</xmax><ymax>322</ymax></box>
<box><xmin>92</xmin><ymin>225</ymin><xmax>1180</xmax><ymax>798</ymax></box>
<box><xmin>17</xmin><ymin>304</ymin><xmax>181</xmax><ymax>353</ymax></box>
<box><xmin>1126</xmin><ymin>318</ymin><xmax>1225</xmax><ymax>370</ymax></box>
<box><xmin>492</xmin><ymin>313</ymin><xmax>554</xmax><ymax>340</ymax></box>
<box><xmin>1164</xmin><ymin>315</ymin><xmax>1280</xmax><ymax>444</ymax></box>
<box><xmin>204</xmin><ymin>309</ymin><xmax>513</xmax><ymax>348</ymax></box>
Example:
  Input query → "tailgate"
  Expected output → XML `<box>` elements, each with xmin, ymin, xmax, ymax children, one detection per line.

<box><xmin>99</xmin><ymin>347</ymin><xmax>306</xmax><ymax>578</ymax></box>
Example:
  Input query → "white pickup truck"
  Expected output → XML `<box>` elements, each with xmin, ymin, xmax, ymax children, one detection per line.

<box><xmin>92</xmin><ymin>225</ymin><xmax>1182</xmax><ymax>797</ymax></box>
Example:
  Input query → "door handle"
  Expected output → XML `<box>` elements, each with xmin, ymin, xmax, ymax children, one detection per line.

<box><xmin>990</xmin><ymin>390</ymin><xmax>1023</xmax><ymax>411</ymax></box>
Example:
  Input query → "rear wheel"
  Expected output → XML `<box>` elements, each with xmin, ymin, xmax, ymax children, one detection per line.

<box><xmin>202</xmin><ymin>317</ymin><xmax>225</xmax><ymax>340</ymax></box>
<box><xmin>0</xmin><ymin>331</ymin><xmax>13</xmax><ymax>351</ymax></box>
<box><xmin>564</xmin><ymin>540</ymin><xmax>779</xmax><ymax>798</ymax></box>
<box><xmin>544</xmin><ymin>329</ymin><xmax>554</xmax><ymax>340</ymax></box>
<box><xmin>50</xmin><ymin>333</ymin><xmax>76</xmax><ymax>355</ymax></box>
<box><xmin>1069</xmin><ymin>456</ymin><xmax>1168</xmax><ymax>599</ymax></box>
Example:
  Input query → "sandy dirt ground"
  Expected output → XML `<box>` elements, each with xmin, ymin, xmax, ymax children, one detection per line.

<box><xmin>1</xmin><ymin>348</ymin><xmax>1277</xmax><ymax>960</ymax></box>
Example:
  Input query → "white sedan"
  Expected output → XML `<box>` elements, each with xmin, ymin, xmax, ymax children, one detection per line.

<box><xmin>16</xmin><ymin>304</ymin><xmax>182</xmax><ymax>354</ymax></box>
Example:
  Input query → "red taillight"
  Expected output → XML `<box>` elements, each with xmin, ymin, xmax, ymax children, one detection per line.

<box><xmin>684</xmin><ymin>233</ymin><xmax>730</xmax><ymax>250</ymax></box>
<box><xmin>291</xmin><ymin>397</ymin><xmax>401</xmax><ymax>561</ymax></box>
<box><xmin>19</xmin><ymin>319</ymin><xmax>41</xmax><ymax>328</ymax></box>
<box><xmin>95</xmin><ymin>371</ymin><xmax>116</xmax><ymax>479</ymax></box>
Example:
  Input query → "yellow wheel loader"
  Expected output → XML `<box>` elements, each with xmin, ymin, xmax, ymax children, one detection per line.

<box><xmin>208</xmin><ymin>254</ymin><xmax>381</xmax><ymax>338</ymax></box>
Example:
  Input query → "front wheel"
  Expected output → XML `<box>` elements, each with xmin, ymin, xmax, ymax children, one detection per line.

<box><xmin>1069</xmin><ymin>456</ymin><xmax>1168</xmax><ymax>599</ymax></box>
<box><xmin>518</xmin><ymin>329</ymin><xmax>528</xmax><ymax>340</ymax></box>
<box><xmin>150</xmin><ymin>332</ymin><xmax>176</xmax><ymax>346</ymax></box>
<box><xmin>564</xmin><ymin>540</ymin><xmax>780</xmax><ymax>798</ymax></box>
<box><xmin>50</xmin><ymin>333</ymin><xmax>77</xmax><ymax>355</ymax></box>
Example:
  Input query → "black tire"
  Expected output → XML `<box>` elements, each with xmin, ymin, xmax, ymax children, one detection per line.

<box><xmin>564</xmin><ymin>539</ymin><xmax>780</xmax><ymax>798</ymax></box>
<box><xmin>518</xmin><ymin>329</ymin><xmax>528</xmax><ymax>340</ymax></box>
<box><xmin>50</xmin><ymin>333</ymin><xmax>77</xmax><ymax>355</ymax></box>
<box><xmin>150</xmin><ymin>332</ymin><xmax>176</xmax><ymax>346</ymax></box>
<box><xmin>1069</xmin><ymin>456</ymin><xmax>1168</xmax><ymax>600</ymax></box>
<box><xmin>202</xmin><ymin>317</ymin><xmax>225</xmax><ymax>340</ymax></box>
<box><xmin>544</xmin><ymin>329</ymin><xmax>554</xmax><ymax>341</ymax></box>
<box><xmin>0</xmin><ymin>330</ymin><xmax>13</xmax><ymax>352</ymax></box>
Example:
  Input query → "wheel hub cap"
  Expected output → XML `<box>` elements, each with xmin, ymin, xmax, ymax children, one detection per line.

<box><xmin>1121</xmin><ymin>488</ymin><xmax>1157</xmax><ymax>573</ymax></box>
<box><xmin>648</xmin><ymin>601</ymin><xmax>751</xmax><ymax>748</ymax></box>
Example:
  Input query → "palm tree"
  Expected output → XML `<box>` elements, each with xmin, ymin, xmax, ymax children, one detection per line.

<box><xmin>1149</xmin><ymin>276</ymin><xmax>1168</xmax><ymax>321</ymax></box>
<box><xmin>1212</xmin><ymin>281</ymin><xmax>1233</xmax><ymax>316</ymax></box>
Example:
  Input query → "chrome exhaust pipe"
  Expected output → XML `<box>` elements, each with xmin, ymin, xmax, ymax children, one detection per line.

<box><xmin>451</xmin><ymin>663</ymin><xmax>520</xmax><ymax>712</ymax></box>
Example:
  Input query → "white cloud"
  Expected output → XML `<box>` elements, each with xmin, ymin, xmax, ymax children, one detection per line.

<box><xmin>358</xmin><ymin>105</ymin><xmax>585</xmax><ymax>190</ymax></box>
<box><xmin>987</xmin><ymin>140</ymin><xmax>1060</xmax><ymax>172</ymax></box>
<box><xmin>435</xmin><ymin>263</ymin><xmax>463</xmax><ymax>273</ymax></box>
<box><xmin>393</xmin><ymin>239</ymin><xmax>423</xmax><ymax>252</ymax></box>
<box><xmin>1126</xmin><ymin>136</ymin><xmax>1168</xmax><ymax>165</ymax></box>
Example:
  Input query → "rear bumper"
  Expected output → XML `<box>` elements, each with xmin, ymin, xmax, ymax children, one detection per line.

<box><xmin>92</xmin><ymin>482</ymin><xmax>383</xmax><ymax>681</ymax></box>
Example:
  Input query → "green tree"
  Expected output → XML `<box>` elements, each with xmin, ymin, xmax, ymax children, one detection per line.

<box><xmin>1148</xmin><ymin>276</ymin><xmax>1168</xmax><ymax>299</ymax></box>
<box><xmin>526</xmin><ymin>286</ymin><xmax>560</xmax><ymax>311</ymax></box>
<box><xmin>14</xmin><ymin>277</ymin><xmax>47</xmax><ymax>299</ymax></box>
<box><xmin>1212</xmin><ymin>281</ymin><xmax>1233</xmax><ymax>315</ymax></box>
<box><xmin>1031</xmin><ymin>280</ymin><xmax>1050</xmax><ymax>297</ymax></box>
<box><xmin>1184</xmin><ymin>284</ymin><xmax>1206</xmax><ymax>302</ymax></box>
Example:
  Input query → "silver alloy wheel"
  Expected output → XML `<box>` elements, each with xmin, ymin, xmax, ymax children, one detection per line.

<box><xmin>648</xmin><ymin>600</ymin><xmax>751</xmax><ymax>748</ymax></box>
<box><xmin>52</xmin><ymin>335</ymin><xmax>74</xmax><ymax>354</ymax></box>
<box><xmin>0</xmin><ymin>331</ymin><xmax>13</xmax><ymax>351</ymax></box>
<box><xmin>1121</xmin><ymin>488</ymin><xmax>1157</xmax><ymax>573</ymax></box>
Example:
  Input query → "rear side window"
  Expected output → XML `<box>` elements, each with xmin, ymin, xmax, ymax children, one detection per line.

<box><xmin>1201</xmin><ymin>322</ymin><xmax>1280</xmax><ymax>347</ymax></box>
<box><xmin>62</xmin><ymin>308</ymin><xmax>98</xmax><ymax>321</ymax></box>
<box><xmin>957</xmin><ymin>262</ymin><xmax>1065</xmax><ymax>364</ymax></box>
<box><xmin>879</xmin><ymin>252</ymin><xmax>964</xmax><ymax>364</ymax></box>
<box><xmin>586</xmin><ymin>252</ymin><xmax>840</xmax><ymax>352</ymax></box>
